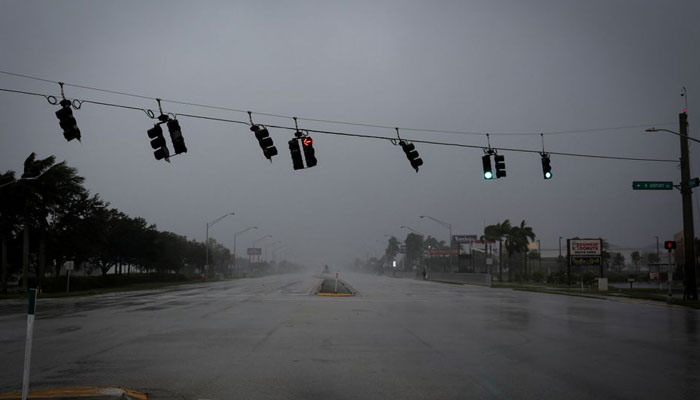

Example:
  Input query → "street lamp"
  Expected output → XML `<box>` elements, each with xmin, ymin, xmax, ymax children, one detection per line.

<box><xmin>420</xmin><ymin>215</ymin><xmax>453</xmax><ymax>271</ymax></box>
<box><xmin>205</xmin><ymin>212</ymin><xmax>235</xmax><ymax>275</ymax></box>
<box><xmin>233</xmin><ymin>226</ymin><xmax>257</xmax><ymax>271</ymax></box>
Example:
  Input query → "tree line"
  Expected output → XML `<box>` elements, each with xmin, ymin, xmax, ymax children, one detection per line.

<box><xmin>1</xmin><ymin>153</ymin><xmax>231</xmax><ymax>293</ymax></box>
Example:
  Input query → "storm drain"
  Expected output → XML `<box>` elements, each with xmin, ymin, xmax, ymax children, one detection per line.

<box><xmin>316</xmin><ymin>278</ymin><xmax>355</xmax><ymax>296</ymax></box>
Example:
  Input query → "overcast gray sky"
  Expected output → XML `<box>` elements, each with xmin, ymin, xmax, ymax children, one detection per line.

<box><xmin>1</xmin><ymin>0</ymin><xmax>699</xmax><ymax>266</ymax></box>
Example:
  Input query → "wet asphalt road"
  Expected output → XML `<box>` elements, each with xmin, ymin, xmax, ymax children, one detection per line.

<box><xmin>0</xmin><ymin>271</ymin><xmax>698</xmax><ymax>400</ymax></box>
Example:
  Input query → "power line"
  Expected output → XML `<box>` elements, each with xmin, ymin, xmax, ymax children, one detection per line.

<box><xmin>0</xmin><ymin>69</ymin><xmax>676</xmax><ymax>137</ymax></box>
<box><xmin>0</xmin><ymin>86</ymin><xmax>679</xmax><ymax>163</ymax></box>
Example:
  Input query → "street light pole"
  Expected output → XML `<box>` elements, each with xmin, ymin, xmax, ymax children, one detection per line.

<box><xmin>205</xmin><ymin>212</ymin><xmax>235</xmax><ymax>276</ymax></box>
<box><xmin>646</xmin><ymin>112</ymin><xmax>698</xmax><ymax>300</ymax></box>
<box><xmin>233</xmin><ymin>226</ymin><xmax>257</xmax><ymax>272</ymax></box>
<box><xmin>420</xmin><ymin>215</ymin><xmax>453</xmax><ymax>272</ymax></box>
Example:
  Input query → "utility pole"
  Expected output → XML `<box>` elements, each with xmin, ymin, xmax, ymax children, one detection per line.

<box><xmin>679</xmin><ymin>112</ymin><xmax>698</xmax><ymax>300</ymax></box>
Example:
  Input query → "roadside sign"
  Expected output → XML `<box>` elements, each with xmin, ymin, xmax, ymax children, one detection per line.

<box><xmin>63</xmin><ymin>261</ymin><xmax>74</xmax><ymax>271</ymax></box>
<box><xmin>452</xmin><ymin>234</ymin><xmax>477</xmax><ymax>244</ymax></box>
<box><xmin>570</xmin><ymin>256</ymin><xmax>602</xmax><ymax>266</ymax></box>
<box><xmin>247</xmin><ymin>247</ymin><xmax>262</xmax><ymax>256</ymax></box>
<box><xmin>569</xmin><ymin>239</ymin><xmax>602</xmax><ymax>256</ymax></box>
<box><xmin>632</xmin><ymin>181</ymin><xmax>673</xmax><ymax>190</ymax></box>
<box><xmin>399</xmin><ymin>245</ymin><xmax>406</xmax><ymax>254</ymax></box>
<box><xmin>689</xmin><ymin>178</ymin><xmax>700</xmax><ymax>188</ymax></box>
<box><xmin>428</xmin><ymin>248</ymin><xmax>459</xmax><ymax>256</ymax></box>
<box><xmin>486</xmin><ymin>258</ymin><xmax>493</xmax><ymax>265</ymax></box>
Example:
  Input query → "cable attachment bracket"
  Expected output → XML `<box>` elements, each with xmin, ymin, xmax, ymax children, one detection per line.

<box><xmin>248</xmin><ymin>111</ymin><xmax>254</xmax><ymax>126</ymax></box>
<box><xmin>390</xmin><ymin>127</ymin><xmax>403</xmax><ymax>146</ymax></box>
<box><xmin>155</xmin><ymin>98</ymin><xmax>168</xmax><ymax>123</ymax></box>
<box><xmin>293</xmin><ymin>117</ymin><xmax>303</xmax><ymax>138</ymax></box>
<box><xmin>482</xmin><ymin>133</ymin><xmax>495</xmax><ymax>155</ymax></box>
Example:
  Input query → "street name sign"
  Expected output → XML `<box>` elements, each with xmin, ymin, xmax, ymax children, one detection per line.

<box><xmin>632</xmin><ymin>181</ymin><xmax>673</xmax><ymax>190</ymax></box>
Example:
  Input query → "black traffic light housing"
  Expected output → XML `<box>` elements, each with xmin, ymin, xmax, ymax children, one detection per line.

<box><xmin>494</xmin><ymin>154</ymin><xmax>506</xmax><ymax>178</ymax></box>
<box><xmin>399</xmin><ymin>140</ymin><xmax>423</xmax><ymax>172</ymax></box>
<box><xmin>251</xmin><ymin>124</ymin><xmax>278</xmax><ymax>161</ymax></box>
<box><xmin>147</xmin><ymin>123</ymin><xmax>170</xmax><ymax>161</ymax></box>
<box><xmin>664</xmin><ymin>241</ymin><xmax>677</xmax><ymax>252</ymax></box>
<box><xmin>55</xmin><ymin>99</ymin><xmax>81</xmax><ymax>142</ymax></box>
<box><xmin>482</xmin><ymin>154</ymin><xmax>494</xmax><ymax>180</ymax></box>
<box><xmin>167</xmin><ymin>119</ymin><xmax>188</xmax><ymax>155</ymax></box>
<box><xmin>288</xmin><ymin>138</ymin><xmax>304</xmax><ymax>170</ymax></box>
<box><xmin>541</xmin><ymin>153</ymin><xmax>552</xmax><ymax>179</ymax></box>
<box><xmin>302</xmin><ymin>136</ymin><xmax>317</xmax><ymax>167</ymax></box>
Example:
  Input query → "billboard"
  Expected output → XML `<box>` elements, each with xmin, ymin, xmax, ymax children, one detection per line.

<box><xmin>247</xmin><ymin>247</ymin><xmax>262</xmax><ymax>256</ymax></box>
<box><xmin>428</xmin><ymin>248</ymin><xmax>459</xmax><ymax>256</ymax></box>
<box><xmin>452</xmin><ymin>234</ymin><xmax>478</xmax><ymax>244</ymax></box>
<box><xmin>569</xmin><ymin>239</ymin><xmax>602</xmax><ymax>256</ymax></box>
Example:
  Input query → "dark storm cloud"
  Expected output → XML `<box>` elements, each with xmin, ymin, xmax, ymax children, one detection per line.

<box><xmin>1</xmin><ymin>0</ymin><xmax>698</xmax><ymax>265</ymax></box>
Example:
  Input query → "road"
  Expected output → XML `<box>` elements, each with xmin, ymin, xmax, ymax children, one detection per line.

<box><xmin>1</xmin><ymin>271</ymin><xmax>698</xmax><ymax>400</ymax></box>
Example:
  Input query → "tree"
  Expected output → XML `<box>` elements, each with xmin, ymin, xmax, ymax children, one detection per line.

<box><xmin>631</xmin><ymin>251</ymin><xmax>642</xmax><ymax>274</ymax></box>
<box><xmin>384</xmin><ymin>236</ymin><xmax>400</xmax><ymax>265</ymax></box>
<box><xmin>612</xmin><ymin>253</ymin><xmax>625</xmax><ymax>271</ymax></box>
<box><xmin>19</xmin><ymin>153</ymin><xmax>86</xmax><ymax>290</ymax></box>
<box><xmin>484</xmin><ymin>220</ymin><xmax>511</xmax><ymax>281</ymax></box>
<box><xmin>504</xmin><ymin>220</ymin><xmax>535</xmax><ymax>280</ymax></box>
<box><xmin>404</xmin><ymin>233</ymin><xmax>424</xmax><ymax>271</ymax></box>
<box><xmin>0</xmin><ymin>170</ymin><xmax>20</xmax><ymax>294</ymax></box>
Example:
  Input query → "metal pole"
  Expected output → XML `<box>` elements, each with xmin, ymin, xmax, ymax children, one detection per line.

<box><xmin>537</xmin><ymin>240</ymin><xmax>542</xmax><ymax>274</ymax></box>
<box><xmin>668</xmin><ymin>250</ymin><xmax>673</xmax><ymax>303</ymax></box>
<box><xmin>21</xmin><ymin>289</ymin><xmax>37</xmax><ymax>400</ymax></box>
<box><xmin>679</xmin><ymin>112</ymin><xmax>698</xmax><ymax>300</ymax></box>
<box><xmin>205</xmin><ymin>223</ymin><xmax>209</xmax><ymax>276</ymax></box>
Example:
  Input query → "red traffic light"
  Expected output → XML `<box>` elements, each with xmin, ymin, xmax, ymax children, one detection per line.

<box><xmin>664</xmin><ymin>240</ymin><xmax>676</xmax><ymax>251</ymax></box>
<box><xmin>302</xmin><ymin>137</ymin><xmax>313</xmax><ymax>147</ymax></box>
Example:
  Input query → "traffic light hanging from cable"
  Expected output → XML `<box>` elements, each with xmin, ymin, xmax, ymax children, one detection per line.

<box><xmin>167</xmin><ymin>119</ymin><xmax>187</xmax><ymax>155</ymax></box>
<box><xmin>302</xmin><ymin>136</ymin><xmax>317</xmax><ymax>167</ymax></box>
<box><xmin>494</xmin><ymin>154</ymin><xmax>506</xmax><ymax>178</ymax></box>
<box><xmin>147</xmin><ymin>124</ymin><xmax>170</xmax><ymax>161</ymax></box>
<box><xmin>251</xmin><ymin>124</ymin><xmax>277</xmax><ymax>161</ymax></box>
<box><xmin>482</xmin><ymin>154</ymin><xmax>493</xmax><ymax>180</ymax></box>
<box><xmin>541</xmin><ymin>153</ymin><xmax>552</xmax><ymax>179</ymax></box>
<box><xmin>399</xmin><ymin>140</ymin><xmax>423</xmax><ymax>172</ymax></box>
<box><xmin>55</xmin><ymin>99</ymin><xmax>81</xmax><ymax>142</ymax></box>
<box><xmin>288</xmin><ymin>138</ymin><xmax>304</xmax><ymax>170</ymax></box>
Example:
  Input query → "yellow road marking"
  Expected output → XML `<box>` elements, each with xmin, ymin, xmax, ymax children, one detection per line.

<box><xmin>0</xmin><ymin>386</ymin><xmax>148</xmax><ymax>399</ymax></box>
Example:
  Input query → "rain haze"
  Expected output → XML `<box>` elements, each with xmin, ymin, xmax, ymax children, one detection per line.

<box><xmin>2</xmin><ymin>2</ymin><xmax>700</xmax><ymax>400</ymax></box>
<box><xmin>1</xmin><ymin>1</ymin><xmax>698</xmax><ymax>265</ymax></box>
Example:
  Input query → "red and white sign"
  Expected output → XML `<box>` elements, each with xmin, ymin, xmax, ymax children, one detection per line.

<box><xmin>428</xmin><ymin>248</ymin><xmax>459</xmax><ymax>256</ymax></box>
<box><xmin>569</xmin><ymin>239</ymin><xmax>602</xmax><ymax>256</ymax></box>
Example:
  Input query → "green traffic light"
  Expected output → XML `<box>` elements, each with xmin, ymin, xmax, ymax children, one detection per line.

<box><xmin>484</xmin><ymin>171</ymin><xmax>493</xmax><ymax>180</ymax></box>
<box><xmin>544</xmin><ymin>171</ymin><xmax>552</xmax><ymax>179</ymax></box>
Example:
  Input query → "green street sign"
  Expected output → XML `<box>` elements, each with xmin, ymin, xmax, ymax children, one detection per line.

<box><xmin>632</xmin><ymin>181</ymin><xmax>673</xmax><ymax>190</ymax></box>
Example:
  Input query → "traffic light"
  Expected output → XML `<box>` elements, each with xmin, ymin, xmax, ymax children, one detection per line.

<box><xmin>250</xmin><ymin>125</ymin><xmax>277</xmax><ymax>160</ymax></box>
<box><xmin>399</xmin><ymin>141</ymin><xmax>423</xmax><ymax>172</ymax></box>
<box><xmin>494</xmin><ymin>154</ymin><xmax>506</xmax><ymax>178</ymax></box>
<box><xmin>167</xmin><ymin>119</ymin><xmax>188</xmax><ymax>155</ymax></box>
<box><xmin>664</xmin><ymin>241</ymin><xmax>676</xmax><ymax>251</ymax></box>
<box><xmin>482</xmin><ymin>155</ymin><xmax>493</xmax><ymax>180</ymax></box>
<box><xmin>55</xmin><ymin>99</ymin><xmax>81</xmax><ymax>142</ymax></box>
<box><xmin>147</xmin><ymin>124</ymin><xmax>170</xmax><ymax>160</ymax></box>
<box><xmin>541</xmin><ymin>154</ymin><xmax>552</xmax><ymax>179</ymax></box>
<box><xmin>288</xmin><ymin>138</ymin><xmax>304</xmax><ymax>170</ymax></box>
<box><xmin>302</xmin><ymin>136</ymin><xmax>317</xmax><ymax>167</ymax></box>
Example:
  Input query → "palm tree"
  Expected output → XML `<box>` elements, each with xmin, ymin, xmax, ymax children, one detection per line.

<box><xmin>0</xmin><ymin>170</ymin><xmax>19</xmax><ymax>294</ymax></box>
<box><xmin>19</xmin><ymin>153</ymin><xmax>86</xmax><ymax>291</ymax></box>
<box><xmin>505</xmin><ymin>220</ymin><xmax>535</xmax><ymax>280</ymax></box>
<box><xmin>484</xmin><ymin>220</ymin><xmax>511</xmax><ymax>281</ymax></box>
